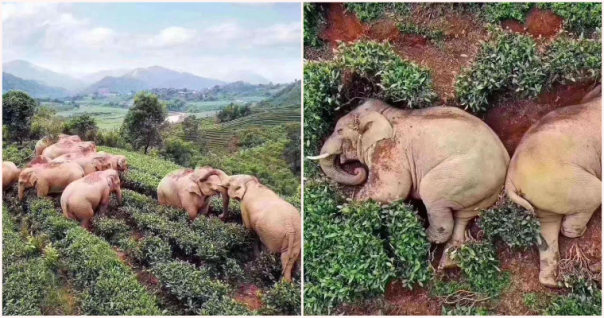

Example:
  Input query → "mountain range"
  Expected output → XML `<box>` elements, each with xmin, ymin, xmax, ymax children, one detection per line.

<box><xmin>2</xmin><ymin>60</ymin><xmax>273</xmax><ymax>97</ymax></box>
<box><xmin>2</xmin><ymin>72</ymin><xmax>70</xmax><ymax>99</ymax></box>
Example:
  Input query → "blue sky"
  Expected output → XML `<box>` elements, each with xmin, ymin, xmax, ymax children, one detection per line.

<box><xmin>3</xmin><ymin>2</ymin><xmax>301</xmax><ymax>83</ymax></box>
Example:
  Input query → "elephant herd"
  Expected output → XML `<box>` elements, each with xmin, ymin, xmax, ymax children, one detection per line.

<box><xmin>308</xmin><ymin>85</ymin><xmax>602</xmax><ymax>287</ymax></box>
<box><xmin>3</xmin><ymin>134</ymin><xmax>301</xmax><ymax>282</ymax></box>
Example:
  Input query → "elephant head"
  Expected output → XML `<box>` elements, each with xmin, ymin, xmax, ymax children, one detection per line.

<box><xmin>105</xmin><ymin>170</ymin><xmax>122</xmax><ymax>204</ymax></box>
<box><xmin>93</xmin><ymin>157</ymin><xmax>113</xmax><ymax>172</ymax></box>
<box><xmin>115</xmin><ymin>155</ymin><xmax>128</xmax><ymax>171</ymax></box>
<box><xmin>192</xmin><ymin>167</ymin><xmax>230</xmax><ymax>218</ymax></box>
<box><xmin>78</xmin><ymin>142</ymin><xmax>97</xmax><ymax>154</ymax></box>
<box><xmin>224</xmin><ymin>175</ymin><xmax>259</xmax><ymax>201</ymax></box>
<box><xmin>308</xmin><ymin>100</ymin><xmax>394</xmax><ymax>185</ymax></box>
<box><xmin>18</xmin><ymin>168</ymin><xmax>37</xmax><ymax>200</ymax></box>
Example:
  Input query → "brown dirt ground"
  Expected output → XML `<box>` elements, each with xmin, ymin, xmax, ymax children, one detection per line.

<box><xmin>234</xmin><ymin>284</ymin><xmax>265</xmax><ymax>311</ymax></box>
<box><xmin>306</xmin><ymin>3</ymin><xmax>601</xmax><ymax>315</ymax></box>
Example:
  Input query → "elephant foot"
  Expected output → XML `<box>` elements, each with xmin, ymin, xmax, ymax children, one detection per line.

<box><xmin>427</xmin><ymin>227</ymin><xmax>450</xmax><ymax>244</ymax></box>
<box><xmin>539</xmin><ymin>270</ymin><xmax>560</xmax><ymax>288</ymax></box>
<box><xmin>561</xmin><ymin>226</ymin><xmax>586</xmax><ymax>238</ymax></box>
<box><xmin>438</xmin><ymin>246</ymin><xmax>459</xmax><ymax>270</ymax></box>
<box><xmin>218</xmin><ymin>213</ymin><xmax>226</xmax><ymax>221</ymax></box>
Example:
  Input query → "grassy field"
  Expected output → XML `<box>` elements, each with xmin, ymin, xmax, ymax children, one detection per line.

<box><xmin>57</xmin><ymin>105</ymin><xmax>130</xmax><ymax>130</ymax></box>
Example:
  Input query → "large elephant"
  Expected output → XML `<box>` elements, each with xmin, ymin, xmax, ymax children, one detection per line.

<box><xmin>61</xmin><ymin>169</ymin><xmax>122</xmax><ymax>229</ymax></box>
<box><xmin>51</xmin><ymin>152</ymin><xmax>124</xmax><ymax>175</ymax></box>
<box><xmin>42</xmin><ymin>140</ymin><xmax>96</xmax><ymax>160</ymax></box>
<box><xmin>35</xmin><ymin>134</ymin><xmax>82</xmax><ymax>156</ymax></box>
<box><xmin>200</xmin><ymin>170</ymin><xmax>301</xmax><ymax>282</ymax></box>
<box><xmin>18</xmin><ymin>161</ymin><xmax>85</xmax><ymax>200</ymax></box>
<box><xmin>157</xmin><ymin>167</ymin><xmax>229</xmax><ymax>220</ymax></box>
<box><xmin>3</xmin><ymin>161</ymin><xmax>21</xmax><ymax>190</ymax></box>
<box><xmin>308</xmin><ymin>99</ymin><xmax>510</xmax><ymax>268</ymax></box>
<box><xmin>506</xmin><ymin>87</ymin><xmax>601</xmax><ymax>288</ymax></box>
<box><xmin>94</xmin><ymin>152</ymin><xmax>128</xmax><ymax>172</ymax></box>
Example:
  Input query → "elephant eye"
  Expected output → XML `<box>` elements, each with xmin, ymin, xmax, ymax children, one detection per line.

<box><xmin>337</xmin><ymin>128</ymin><xmax>343</xmax><ymax>135</ymax></box>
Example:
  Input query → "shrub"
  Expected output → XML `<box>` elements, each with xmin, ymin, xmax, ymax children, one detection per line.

<box><xmin>198</xmin><ymin>296</ymin><xmax>255</xmax><ymax>315</ymax></box>
<box><xmin>542</xmin><ymin>36</ymin><xmax>602</xmax><ymax>86</ymax></box>
<box><xmin>538</xmin><ymin>2</ymin><xmax>602</xmax><ymax>34</ymax></box>
<box><xmin>545</xmin><ymin>273</ymin><xmax>602</xmax><ymax>315</ymax></box>
<box><xmin>455</xmin><ymin>28</ymin><xmax>544</xmax><ymax>113</ymax></box>
<box><xmin>450</xmin><ymin>240</ymin><xmax>510</xmax><ymax>296</ymax></box>
<box><xmin>303</xmin><ymin>182</ymin><xmax>396</xmax><ymax>314</ymax></box>
<box><xmin>260</xmin><ymin>281</ymin><xmax>301</xmax><ymax>315</ymax></box>
<box><xmin>93</xmin><ymin>217</ymin><xmax>131</xmax><ymax>244</ymax></box>
<box><xmin>397</xmin><ymin>22</ymin><xmax>445</xmax><ymax>43</ymax></box>
<box><xmin>344</xmin><ymin>3</ymin><xmax>410</xmax><ymax>23</ymax></box>
<box><xmin>2</xmin><ymin>90</ymin><xmax>37</xmax><ymax>143</ymax></box>
<box><xmin>442</xmin><ymin>305</ymin><xmax>489</xmax><ymax>315</ymax></box>
<box><xmin>304</xmin><ymin>3</ymin><xmax>324</xmax><ymax>47</ymax></box>
<box><xmin>3</xmin><ymin>141</ymin><xmax>36</xmax><ymax>166</ymax></box>
<box><xmin>152</xmin><ymin>260</ymin><xmax>230</xmax><ymax>313</ymax></box>
<box><xmin>160</xmin><ymin>136</ymin><xmax>196</xmax><ymax>167</ymax></box>
<box><xmin>216</xmin><ymin>103</ymin><xmax>252</xmax><ymax>123</ymax></box>
<box><xmin>247</xmin><ymin>251</ymin><xmax>283</xmax><ymax>286</ymax></box>
<box><xmin>2</xmin><ymin>259</ymin><xmax>58</xmax><ymax>315</ymax></box>
<box><xmin>478</xmin><ymin>200</ymin><xmax>541</xmax><ymax>249</ymax></box>
<box><xmin>63</xmin><ymin>114</ymin><xmax>98</xmax><ymax>141</ymax></box>
<box><xmin>483</xmin><ymin>3</ymin><xmax>532</xmax><ymax>23</ymax></box>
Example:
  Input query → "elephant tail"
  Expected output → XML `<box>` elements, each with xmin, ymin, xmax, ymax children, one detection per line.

<box><xmin>61</xmin><ymin>196</ymin><xmax>76</xmax><ymax>220</ymax></box>
<box><xmin>505</xmin><ymin>179</ymin><xmax>535</xmax><ymax>213</ymax></box>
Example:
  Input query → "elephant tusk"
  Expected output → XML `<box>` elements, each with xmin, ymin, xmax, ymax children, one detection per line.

<box><xmin>306</xmin><ymin>153</ymin><xmax>331</xmax><ymax>160</ymax></box>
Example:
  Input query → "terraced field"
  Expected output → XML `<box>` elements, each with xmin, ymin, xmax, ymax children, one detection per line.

<box><xmin>2</xmin><ymin>145</ymin><xmax>301</xmax><ymax>315</ymax></box>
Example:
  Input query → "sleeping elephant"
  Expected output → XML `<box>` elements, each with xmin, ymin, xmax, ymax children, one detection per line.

<box><xmin>18</xmin><ymin>161</ymin><xmax>85</xmax><ymax>200</ymax></box>
<box><xmin>200</xmin><ymin>170</ymin><xmax>301</xmax><ymax>282</ymax></box>
<box><xmin>157</xmin><ymin>167</ymin><xmax>229</xmax><ymax>220</ymax></box>
<box><xmin>506</xmin><ymin>86</ymin><xmax>601</xmax><ymax>287</ymax></box>
<box><xmin>51</xmin><ymin>152</ymin><xmax>125</xmax><ymax>175</ymax></box>
<box><xmin>61</xmin><ymin>169</ymin><xmax>122</xmax><ymax>229</ymax></box>
<box><xmin>42</xmin><ymin>140</ymin><xmax>96</xmax><ymax>160</ymax></box>
<box><xmin>35</xmin><ymin>134</ymin><xmax>82</xmax><ymax>156</ymax></box>
<box><xmin>3</xmin><ymin>161</ymin><xmax>21</xmax><ymax>190</ymax></box>
<box><xmin>308</xmin><ymin>99</ymin><xmax>510</xmax><ymax>268</ymax></box>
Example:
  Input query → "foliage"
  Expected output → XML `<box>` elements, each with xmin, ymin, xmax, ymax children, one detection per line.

<box><xmin>2</xmin><ymin>90</ymin><xmax>37</xmax><ymax>142</ymax></box>
<box><xmin>30</xmin><ymin>106</ymin><xmax>64</xmax><ymax>140</ymax></box>
<box><xmin>538</xmin><ymin>3</ymin><xmax>602</xmax><ymax>34</ymax></box>
<box><xmin>216</xmin><ymin>103</ymin><xmax>252</xmax><ymax>123</ymax></box>
<box><xmin>92</xmin><ymin>217</ymin><xmax>131</xmax><ymax>244</ymax></box>
<box><xmin>442</xmin><ymin>305</ymin><xmax>489</xmax><ymax>315</ymax></box>
<box><xmin>260</xmin><ymin>281</ymin><xmax>301</xmax><ymax>315</ymax></box>
<box><xmin>542</xmin><ymin>35</ymin><xmax>602</xmax><ymax>86</ymax></box>
<box><xmin>303</xmin><ymin>3</ymin><xmax>324</xmax><ymax>47</ymax></box>
<box><xmin>304</xmin><ymin>182</ymin><xmax>395</xmax><ymax>314</ymax></box>
<box><xmin>96</xmin><ymin>128</ymin><xmax>128</xmax><ymax>148</ymax></box>
<box><xmin>397</xmin><ymin>22</ymin><xmax>445</xmax><ymax>43</ymax></box>
<box><xmin>198</xmin><ymin>296</ymin><xmax>255</xmax><ymax>316</ymax></box>
<box><xmin>344</xmin><ymin>3</ymin><xmax>410</xmax><ymax>23</ymax></box>
<box><xmin>121</xmin><ymin>91</ymin><xmax>167</xmax><ymax>154</ymax></box>
<box><xmin>545</xmin><ymin>274</ymin><xmax>602</xmax><ymax>315</ymax></box>
<box><xmin>247</xmin><ymin>251</ymin><xmax>283</xmax><ymax>286</ymax></box>
<box><xmin>483</xmin><ymin>3</ymin><xmax>532</xmax><ymax>23</ymax></box>
<box><xmin>478</xmin><ymin>200</ymin><xmax>541</xmax><ymax>250</ymax></box>
<box><xmin>160</xmin><ymin>136</ymin><xmax>196</xmax><ymax>167</ymax></box>
<box><xmin>2</xmin><ymin>141</ymin><xmax>36</xmax><ymax>166</ymax></box>
<box><xmin>450</xmin><ymin>240</ymin><xmax>510</xmax><ymax>296</ymax></box>
<box><xmin>3</xmin><ymin>258</ymin><xmax>59</xmax><ymax>315</ymax></box>
<box><xmin>63</xmin><ymin>113</ymin><xmax>99</xmax><ymax>141</ymax></box>
<box><xmin>283</xmin><ymin>122</ymin><xmax>301</xmax><ymax>176</ymax></box>
<box><xmin>455</xmin><ymin>29</ymin><xmax>544</xmax><ymax>113</ymax></box>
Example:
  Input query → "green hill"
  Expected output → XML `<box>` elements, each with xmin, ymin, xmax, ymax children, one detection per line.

<box><xmin>3</xmin><ymin>72</ymin><xmax>70</xmax><ymax>99</ymax></box>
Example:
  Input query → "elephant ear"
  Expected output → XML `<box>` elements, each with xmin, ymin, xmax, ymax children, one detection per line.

<box><xmin>187</xmin><ymin>182</ymin><xmax>202</xmax><ymax>197</ymax></box>
<box><xmin>28</xmin><ymin>171</ymin><xmax>38</xmax><ymax>185</ymax></box>
<box><xmin>358</xmin><ymin>111</ymin><xmax>394</xmax><ymax>161</ymax></box>
<box><xmin>106</xmin><ymin>174</ymin><xmax>119</xmax><ymax>188</ymax></box>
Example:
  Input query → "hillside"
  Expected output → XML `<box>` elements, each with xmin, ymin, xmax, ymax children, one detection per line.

<box><xmin>3</xmin><ymin>60</ymin><xmax>82</xmax><ymax>91</ymax></box>
<box><xmin>261</xmin><ymin>80</ymin><xmax>301</xmax><ymax>107</ymax></box>
<box><xmin>2</xmin><ymin>72</ymin><xmax>70</xmax><ymax>99</ymax></box>
<box><xmin>85</xmin><ymin>66</ymin><xmax>225</xmax><ymax>93</ymax></box>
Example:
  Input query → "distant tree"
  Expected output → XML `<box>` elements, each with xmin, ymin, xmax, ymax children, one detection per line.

<box><xmin>216</xmin><ymin>103</ymin><xmax>252</xmax><ymax>123</ymax></box>
<box><xmin>63</xmin><ymin>114</ymin><xmax>98</xmax><ymax>141</ymax></box>
<box><xmin>30</xmin><ymin>106</ymin><xmax>64</xmax><ymax>140</ymax></box>
<box><xmin>180</xmin><ymin>115</ymin><xmax>207</xmax><ymax>151</ymax></box>
<box><xmin>121</xmin><ymin>92</ymin><xmax>167</xmax><ymax>154</ymax></box>
<box><xmin>167</xmin><ymin>99</ymin><xmax>186</xmax><ymax>111</ymax></box>
<box><xmin>2</xmin><ymin>91</ymin><xmax>37</xmax><ymax>143</ymax></box>
<box><xmin>283</xmin><ymin>123</ymin><xmax>301</xmax><ymax>176</ymax></box>
<box><xmin>160</xmin><ymin>136</ymin><xmax>196</xmax><ymax>167</ymax></box>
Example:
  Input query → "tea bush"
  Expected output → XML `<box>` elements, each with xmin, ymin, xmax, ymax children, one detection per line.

<box><xmin>93</xmin><ymin>217</ymin><xmax>131</xmax><ymax>244</ymax></box>
<box><xmin>397</xmin><ymin>22</ymin><xmax>445</xmax><ymax>43</ymax></box>
<box><xmin>304</xmin><ymin>3</ymin><xmax>323</xmax><ymax>47</ymax></box>
<box><xmin>455</xmin><ymin>28</ymin><xmax>544</xmax><ymax>113</ymax></box>
<box><xmin>451</xmin><ymin>240</ymin><xmax>510</xmax><ymax>296</ymax></box>
<box><xmin>545</xmin><ymin>274</ymin><xmax>602</xmax><ymax>315</ymax></box>
<box><xmin>542</xmin><ymin>35</ymin><xmax>602</xmax><ymax>86</ymax></box>
<box><xmin>442</xmin><ymin>305</ymin><xmax>489</xmax><ymax>315</ymax></box>
<box><xmin>483</xmin><ymin>3</ymin><xmax>533</xmax><ymax>23</ymax></box>
<box><xmin>478</xmin><ymin>200</ymin><xmax>541</xmax><ymax>249</ymax></box>
<box><xmin>198</xmin><ymin>296</ymin><xmax>255</xmax><ymax>315</ymax></box>
<box><xmin>3</xmin><ymin>259</ymin><xmax>59</xmax><ymax>315</ymax></box>
<box><xmin>261</xmin><ymin>281</ymin><xmax>302</xmax><ymax>315</ymax></box>
<box><xmin>344</xmin><ymin>3</ymin><xmax>410</xmax><ymax>22</ymax></box>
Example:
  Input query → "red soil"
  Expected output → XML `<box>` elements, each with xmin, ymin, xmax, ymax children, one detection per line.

<box><xmin>234</xmin><ymin>284</ymin><xmax>264</xmax><ymax>311</ymax></box>
<box><xmin>320</xmin><ymin>3</ymin><xmax>366</xmax><ymax>47</ymax></box>
<box><xmin>385</xmin><ymin>282</ymin><xmax>441</xmax><ymax>315</ymax></box>
<box><xmin>501</xmin><ymin>8</ymin><xmax>563</xmax><ymax>40</ymax></box>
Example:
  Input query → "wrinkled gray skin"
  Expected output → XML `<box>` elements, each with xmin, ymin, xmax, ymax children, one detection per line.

<box><xmin>311</xmin><ymin>99</ymin><xmax>510</xmax><ymax>268</ymax></box>
<box><xmin>506</xmin><ymin>86</ymin><xmax>602</xmax><ymax>287</ymax></box>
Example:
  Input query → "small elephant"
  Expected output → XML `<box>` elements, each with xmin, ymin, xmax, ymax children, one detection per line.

<box><xmin>3</xmin><ymin>161</ymin><xmax>21</xmax><ymax>190</ymax></box>
<box><xmin>61</xmin><ymin>169</ymin><xmax>122</xmax><ymax>229</ymax></box>
<box><xmin>18</xmin><ymin>161</ymin><xmax>85</xmax><ymax>200</ymax></box>
<box><xmin>157</xmin><ymin>167</ymin><xmax>229</xmax><ymax>220</ymax></box>
<box><xmin>95</xmin><ymin>153</ymin><xmax>128</xmax><ymax>172</ymax></box>
<box><xmin>308</xmin><ymin>99</ymin><xmax>510</xmax><ymax>268</ymax></box>
<box><xmin>51</xmin><ymin>152</ymin><xmax>119</xmax><ymax>175</ymax></box>
<box><xmin>200</xmin><ymin>170</ymin><xmax>301</xmax><ymax>282</ymax></box>
<box><xmin>506</xmin><ymin>87</ymin><xmax>601</xmax><ymax>287</ymax></box>
<box><xmin>42</xmin><ymin>140</ymin><xmax>96</xmax><ymax>160</ymax></box>
<box><xmin>34</xmin><ymin>134</ymin><xmax>81</xmax><ymax>156</ymax></box>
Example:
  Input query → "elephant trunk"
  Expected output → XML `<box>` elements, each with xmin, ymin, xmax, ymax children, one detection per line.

<box><xmin>217</xmin><ymin>186</ymin><xmax>230</xmax><ymax>219</ymax></box>
<box><xmin>18</xmin><ymin>184</ymin><xmax>25</xmax><ymax>201</ymax></box>
<box><xmin>312</xmin><ymin>137</ymin><xmax>367</xmax><ymax>185</ymax></box>
<box><xmin>199</xmin><ymin>169</ymin><xmax>230</xmax><ymax>186</ymax></box>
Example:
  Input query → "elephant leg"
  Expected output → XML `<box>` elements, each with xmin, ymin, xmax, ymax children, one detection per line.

<box><xmin>158</xmin><ymin>190</ymin><xmax>166</xmax><ymax>205</ymax></box>
<box><xmin>438</xmin><ymin>211</ymin><xmax>475</xmax><ymax>270</ymax></box>
<box><xmin>538</xmin><ymin>211</ymin><xmax>563</xmax><ymax>288</ymax></box>
<box><xmin>183</xmin><ymin>202</ymin><xmax>199</xmax><ymax>220</ymax></box>
<box><xmin>425</xmin><ymin>205</ymin><xmax>454</xmax><ymax>244</ymax></box>
<box><xmin>561</xmin><ymin>211</ymin><xmax>595</xmax><ymax>238</ymax></box>
<box><xmin>280</xmin><ymin>250</ymin><xmax>292</xmax><ymax>282</ymax></box>
<box><xmin>36</xmin><ymin>181</ymin><xmax>50</xmax><ymax>198</ymax></box>
<box><xmin>199</xmin><ymin>202</ymin><xmax>210</xmax><ymax>217</ymax></box>
<box><xmin>561</xmin><ymin>176</ymin><xmax>601</xmax><ymax>238</ymax></box>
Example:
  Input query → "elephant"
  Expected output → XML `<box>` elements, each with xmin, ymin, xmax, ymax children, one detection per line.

<box><xmin>200</xmin><ymin>170</ymin><xmax>301</xmax><ymax>282</ymax></box>
<box><xmin>157</xmin><ymin>167</ymin><xmax>229</xmax><ymax>220</ymax></box>
<box><xmin>34</xmin><ymin>134</ymin><xmax>81</xmax><ymax>156</ymax></box>
<box><xmin>18</xmin><ymin>161</ymin><xmax>85</xmax><ymax>200</ymax></box>
<box><xmin>308</xmin><ymin>99</ymin><xmax>510</xmax><ymax>268</ymax></box>
<box><xmin>51</xmin><ymin>152</ymin><xmax>124</xmax><ymax>175</ymax></box>
<box><xmin>61</xmin><ymin>169</ymin><xmax>122</xmax><ymax>229</ymax></box>
<box><xmin>505</xmin><ymin>86</ymin><xmax>601</xmax><ymax>288</ymax></box>
<box><xmin>41</xmin><ymin>140</ymin><xmax>96</xmax><ymax>160</ymax></box>
<box><xmin>3</xmin><ymin>161</ymin><xmax>21</xmax><ymax>190</ymax></box>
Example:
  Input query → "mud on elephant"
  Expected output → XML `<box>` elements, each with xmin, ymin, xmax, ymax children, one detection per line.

<box><xmin>157</xmin><ymin>167</ymin><xmax>229</xmax><ymax>220</ymax></box>
<box><xmin>61</xmin><ymin>169</ymin><xmax>123</xmax><ymax>229</ymax></box>
<box><xmin>18</xmin><ymin>161</ymin><xmax>85</xmax><ymax>200</ymax></box>
<box><xmin>506</xmin><ymin>87</ymin><xmax>602</xmax><ymax>288</ymax></box>
<box><xmin>308</xmin><ymin>99</ymin><xmax>510</xmax><ymax>268</ymax></box>
<box><xmin>200</xmin><ymin>170</ymin><xmax>301</xmax><ymax>282</ymax></box>
<box><xmin>41</xmin><ymin>140</ymin><xmax>96</xmax><ymax>160</ymax></box>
